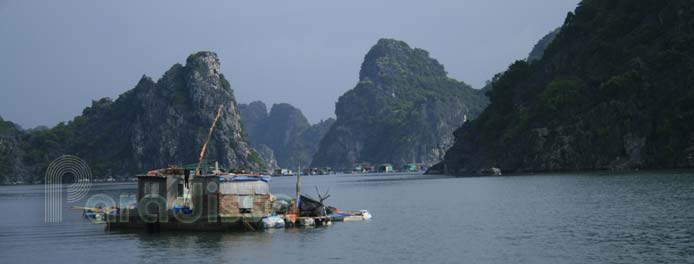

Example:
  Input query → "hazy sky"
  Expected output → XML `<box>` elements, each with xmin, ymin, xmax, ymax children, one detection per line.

<box><xmin>0</xmin><ymin>0</ymin><xmax>580</xmax><ymax>128</ymax></box>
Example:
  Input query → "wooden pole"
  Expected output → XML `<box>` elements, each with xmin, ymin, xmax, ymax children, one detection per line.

<box><xmin>195</xmin><ymin>105</ymin><xmax>224</xmax><ymax>176</ymax></box>
<box><xmin>295</xmin><ymin>165</ymin><xmax>301</xmax><ymax>214</ymax></box>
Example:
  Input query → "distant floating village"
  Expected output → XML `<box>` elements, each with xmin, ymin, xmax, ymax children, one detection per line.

<box><xmin>272</xmin><ymin>163</ymin><xmax>428</xmax><ymax>176</ymax></box>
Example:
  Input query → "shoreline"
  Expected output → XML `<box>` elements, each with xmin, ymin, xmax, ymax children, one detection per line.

<box><xmin>5</xmin><ymin>168</ymin><xmax>694</xmax><ymax>186</ymax></box>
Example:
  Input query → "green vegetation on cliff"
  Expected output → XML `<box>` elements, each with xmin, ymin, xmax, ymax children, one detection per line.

<box><xmin>527</xmin><ymin>28</ymin><xmax>560</xmax><ymax>62</ymax></box>
<box><xmin>312</xmin><ymin>39</ymin><xmax>488</xmax><ymax>169</ymax></box>
<box><xmin>435</xmin><ymin>0</ymin><xmax>694</xmax><ymax>174</ymax></box>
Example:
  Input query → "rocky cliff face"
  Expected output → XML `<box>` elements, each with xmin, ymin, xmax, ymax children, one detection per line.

<box><xmin>311</xmin><ymin>39</ymin><xmax>488</xmax><ymax>169</ymax></box>
<box><xmin>433</xmin><ymin>0</ymin><xmax>694</xmax><ymax>175</ymax></box>
<box><xmin>239</xmin><ymin>101</ymin><xmax>335</xmax><ymax>169</ymax></box>
<box><xmin>1</xmin><ymin>52</ymin><xmax>264</xmax><ymax>183</ymax></box>
<box><xmin>108</xmin><ymin>51</ymin><xmax>262</xmax><ymax>173</ymax></box>
<box><xmin>0</xmin><ymin>117</ymin><xmax>27</xmax><ymax>184</ymax></box>
<box><xmin>237</xmin><ymin>101</ymin><xmax>278</xmax><ymax>168</ymax></box>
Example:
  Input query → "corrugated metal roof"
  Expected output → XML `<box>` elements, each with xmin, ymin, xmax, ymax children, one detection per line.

<box><xmin>219</xmin><ymin>181</ymin><xmax>270</xmax><ymax>195</ymax></box>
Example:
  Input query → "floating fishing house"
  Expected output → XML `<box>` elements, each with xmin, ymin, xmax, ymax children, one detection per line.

<box><xmin>377</xmin><ymin>164</ymin><xmax>394</xmax><ymax>173</ymax></box>
<box><xmin>105</xmin><ymin>167</ymin><xmax>372</xmax><ymax>232</ymax></box>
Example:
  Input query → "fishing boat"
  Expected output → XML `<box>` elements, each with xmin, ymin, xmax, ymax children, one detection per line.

<box><xmin>72</xmin><ymin>206</ymin><xmax>118</xmax><ymax>224</ymax></box>
<box><xmin>328</xmin><ymin>210</ymin><xmax>372</xmax><ymax>222</ymax></box>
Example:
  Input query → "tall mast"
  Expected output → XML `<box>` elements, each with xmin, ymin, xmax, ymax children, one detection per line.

<box><xmin>195</xmin><ymin>105</ymin><xmax>224</xmax><ymax>176</ymax></box>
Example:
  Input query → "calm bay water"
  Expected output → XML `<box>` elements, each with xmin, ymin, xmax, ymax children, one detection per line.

<box><xmin>1</xmin><ymin>172</ymin><xmax>694</xmax><ymax>263</ymax></box>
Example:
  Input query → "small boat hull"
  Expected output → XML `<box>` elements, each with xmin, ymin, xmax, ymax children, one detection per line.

<box><xmin>328</xmin><ymin>210</ymin><xmax>372</xmax><ymax>222</ymax></box>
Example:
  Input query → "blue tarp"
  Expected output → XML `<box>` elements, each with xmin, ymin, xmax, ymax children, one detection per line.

<box><xmin>328</xmin><ymin>213</ymin><xmax>354</xmax><ymax>217</ymax></box>
<box><xmin>173</xmin><ymin>205</ymin><xmax>193</xmax><ymax>214</ymax></box>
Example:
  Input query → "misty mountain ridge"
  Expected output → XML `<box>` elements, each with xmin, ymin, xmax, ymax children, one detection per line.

<box><xmin>239</xmin><ymin>101</ymin><xmax>335</xmax><ymax>169</ymax></box>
